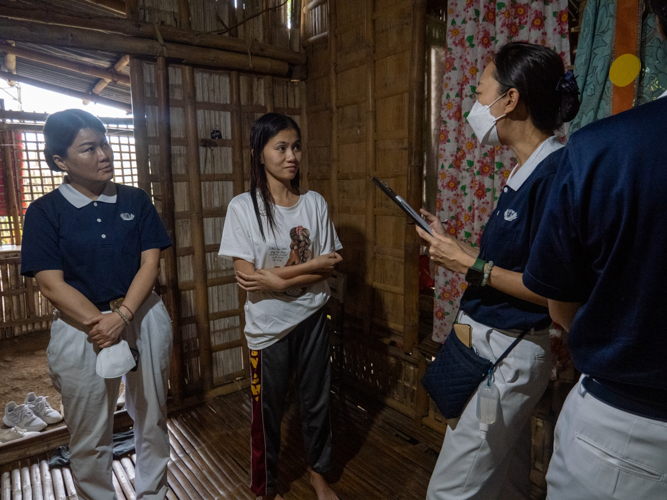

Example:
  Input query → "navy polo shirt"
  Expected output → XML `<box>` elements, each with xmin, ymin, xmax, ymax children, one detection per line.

<box><xmin>21</xmin><ymin>180</ymin><xmax>171</xmax><ymax>311</ymax></box>
<box><xmin>460</xmin><ymin>138</ymin><xmax>563</xmax><ymax>331</ymax></box>
<box><xmin>524</xmin><ymin>96</ymin><xmax>667</xmax><ymax>394</ymax></box>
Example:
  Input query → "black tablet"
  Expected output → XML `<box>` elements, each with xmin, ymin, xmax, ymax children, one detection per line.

<box><xmin>372</xmin><ymin>177</ymin><xmax>433</xmax><ymax>236</ymax></box>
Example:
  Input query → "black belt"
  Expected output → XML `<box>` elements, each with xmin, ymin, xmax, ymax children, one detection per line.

<box><xmin>582</xmin><ymin>376</ymin><xmax>667</xmax><ymax>422</ymax></box>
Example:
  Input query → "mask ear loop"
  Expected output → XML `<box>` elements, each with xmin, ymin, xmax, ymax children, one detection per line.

<box><xmin>490</xmin><ymin>91</ymin><xmax>510</xmax><ymax>122</ymax></box>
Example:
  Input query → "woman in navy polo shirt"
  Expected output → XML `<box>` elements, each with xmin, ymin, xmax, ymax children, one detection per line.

<box><xmin>419</xmin><ymin>43</ymin><xmax>580</xmax><ymax>500</ymax></box>
<box><xmin>21</xmin><ymin>109</ymin><xmax>173</xmax><ymax>500</ymax></box>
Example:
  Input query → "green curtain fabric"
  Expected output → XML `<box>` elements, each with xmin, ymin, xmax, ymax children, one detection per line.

<box><xmin>570</xmin><ymin>0</ymin><xmax>667</xmax><ymax>134</ymax></box>
<box><xmin>569</xmin><ymin>0</ymin><xmax>615</xmax><ymax>134</ymax></box>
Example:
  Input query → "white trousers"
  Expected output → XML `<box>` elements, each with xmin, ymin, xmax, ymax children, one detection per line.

<box><xmin>47</xmin><ymin>293</ymin><xmax>172</xmax><ymax>500</ymax></box>
<box><xmin>426</xmin><ymin>312</ymin><xmax>552</xmax><ymax>500</ymax></box>
<box><xmin>546</xmin><ymin>376</ymin><xmax>667</xmax><ymax>499</ymax></box>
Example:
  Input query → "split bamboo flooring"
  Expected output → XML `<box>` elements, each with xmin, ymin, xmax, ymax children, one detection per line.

<box><xmin>1</xmin><ymin>389</ymin><xmax>443</xmax><ymax>499</ymax></box>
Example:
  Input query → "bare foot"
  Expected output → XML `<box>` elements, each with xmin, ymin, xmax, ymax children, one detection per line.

<box><xmin>309</xmin><ymin>469</ymin><xmax>340</xmax><ymax>500</ymax></box>
<box><xmin>258</xmin><ymin>494</ymin><xmax>285</xmax><ymax>500</ymax></box>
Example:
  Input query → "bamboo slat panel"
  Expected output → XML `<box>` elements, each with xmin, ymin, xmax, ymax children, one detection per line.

<box><xmin>0</xmin><ymin>250</ymin><xmax>51</xmax><ymax>339</ymax></box>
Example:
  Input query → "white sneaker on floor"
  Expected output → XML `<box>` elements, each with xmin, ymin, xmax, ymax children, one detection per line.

<box><xmin>0</xmin><ymin>426</ymin><xmax>41</xmax><ymax>444</ymax></box>
<box><xmin>3</xmin><ymin>402</ymin><xmax>47</xmax><ymax>432</ymax></box>
<box><xmin>24</xmin><ymin>392</ymin><xmax>63</xmax><ymax>425</ymax></box>
<box><xmin>116</xmin><ymin>384</ymin><xmax>126</xmax><ymax>409</ymax></box>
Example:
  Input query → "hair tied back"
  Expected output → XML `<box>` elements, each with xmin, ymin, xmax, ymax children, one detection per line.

<box><xmin>556</xmin><ymin>70</ymin><xmax>579</xmax><ymax>95</ymax></box>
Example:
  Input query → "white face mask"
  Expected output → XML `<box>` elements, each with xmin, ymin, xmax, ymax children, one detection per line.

<box><xmin>466</xmin><ymin>93</ymin><xmax>508</xmax><ymax>146</ymax></box>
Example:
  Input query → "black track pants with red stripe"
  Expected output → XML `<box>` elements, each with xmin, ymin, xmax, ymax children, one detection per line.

<box><xmin>249</xmin><ymin>308</ymin><xmax>333</xmax><ymax>496</ymax></box>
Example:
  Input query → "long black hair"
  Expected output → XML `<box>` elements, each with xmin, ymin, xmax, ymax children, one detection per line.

<box><xmin>43</xmin><ymin>109</ymin><xmax>107</xmax><ymax>171</ymax></box>
<box><xmin>493</xmin><ymin>42</ymin><xmax>580</xmax><ymax>134</ymax></box>
<box><xmin>249</xmin><ymin>113</ymin><xmax>301</xmax><ymax>241</ymax></box>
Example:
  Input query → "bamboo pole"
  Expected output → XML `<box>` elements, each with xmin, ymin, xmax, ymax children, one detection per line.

<box><xmin>91</xmin><ymin>55</ymin><xmax>131</xmax><ymax>97</ymax></box>
<box><xmin>3</xmin><ymin>40</ymin><xmax>15</xmax><ymax>86</ymax></box>
<box><xmin>82</xmin><ymin>0</ymin><xmax>126</xmax><ymax>14</ymax></box>
<box><xmin>329</xmin><ymin>0</ymin><xmax>338</xmax><ymax>227</ymax></box>
<box><xmin>263</xmin><ymin>0</ymin><xmax>272</xmax><ymax>45</ymax></box>
<box><xmin>179</xmin><ymin>0</ymin><xmax>213</xmax><ymax>394</ymax></box>
<box><xmin>264</xmin><ymin>76</ymin><xmax>274</xmax><ymax>112</ymax></box>
<box><xmin>230</xmin><ymin>71</ymin><xmax>249</xmax><ymax>368</ymax></box>
<box><xmin>128</xmin><ymin>58</ymin><xmax>151</xmax><ymax>193</ymax></box>
<box><xmin>299</xmin><ymin>81</ymin><xmax>308</xmax><ymax>191</ymax></box>
<box><xmin>404</xmin><ymin>0</ymin><xmax>427</xmax><ymax>354</ymax></box>
<box><xmin>364</xmin><ymin>0</ymin><xmax>375</xmax><ymax>336</ymax></box>
<box><xmin>1</xmin><ymin>131</ymin><xmax>21</xmax><ymax>244</ymax></box>
<box><xmin>0</xmin><ymin>18</ymin><xmax>290</xmax><ymax>76</ymax></box>
<box><xmin>0</xmin><ymin>5</ymin><xmax>306</xmax><ymax>66</ymax></box>
<box><xmin>0</xmin><ymin>70</ymin><xmax>131</xmax><ymax>111</ymax></box>
<box><xmin>156</xmin><ymin>55</ymin><xmax>185</xmax><ymax>402</ymax></box>
<box><xmin>0</xmin><ymin>43</ymin><xmax>131</xmax><ymax>85</ymax></box>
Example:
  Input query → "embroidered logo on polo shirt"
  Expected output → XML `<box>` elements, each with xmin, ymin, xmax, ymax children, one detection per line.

<box><xmin>504</xmin><ymin>209</ymin><xmax>518</xmax><ymax>222</ymax></box>
<box><xmin>120</xmin><ymin>213</ymin><xmax>135</xmax><ymax>221</ymax></box>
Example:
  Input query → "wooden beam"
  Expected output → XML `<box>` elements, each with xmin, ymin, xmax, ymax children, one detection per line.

<box><xmin>0</xmin><ymin>43</ymin><xmax>131</xmax><ymax>85</ymax></box>
<box><xmin>91</xmin><ymin>55</ymin><xmax>131</xmax><ymax>97</ymax></box>
<box><xmin>0</xmin><ymin>4</ymin><xmax>306</xmax><ymax>66</ymax></box>
<box><xmin>0</xmin><ymin>110</ymin><xmax>133</xmax><ymax>124</ymax></box>
<box><xmin>128</xmin><ymin>59</ymin><xmax>151</xmax><ymax>193</ymax></box>
<box><xmin>329</xmin><ymin>0</ymin><xmax>339</xmax><ymax>230</ymax></box>
<box><xmin>156</xmin><ymin>55</ymin><xmax>185</xmax><ymax>402</ymax></box>
<box><xmin>179</xmin><ymin>0</ymin><xmax>213</xmax><ymax>394</ymax></box>
<box><xmin>0</xmin><ymin>18</ymin><xmax>290</xmax><ymax>77</ymax></box>
<box><xmin>0</xmin><ymin>70</ymin><xmax>131</xmax><ymax>111</ymax></box>
<box><xmin>1</xmin><ymin>130</ymin><xmax>21</xmax><ymax>245</ymax></box>
<box><xmin>230</xmin><ymin>71</ymin><xmax>249</xmax><ymax>367</ymax></box>
<box><xmin>403</xmin><ymin>0</ymin><xmax>427</xmax><ymax>354</ymax></box>
<box><xmin>82</xmin><ymin>0</ymin><xmax>126</xmax><ymax>15</ymax></box>
<box><xmin>364</xmin><ymin>0</ymin><xmax>376</xmax><ymax>336</ymax></box>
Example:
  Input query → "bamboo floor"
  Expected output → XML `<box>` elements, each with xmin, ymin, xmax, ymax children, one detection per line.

<box><xmin>1</xmin><ymin>388</ymin><xmax>443</xmax><ymax>499</ymax></box>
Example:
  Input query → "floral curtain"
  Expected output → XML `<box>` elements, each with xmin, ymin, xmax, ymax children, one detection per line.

<box><xmin>433</xmin><ymin>0</ymin><xmax>571</xmax><ymax>343</ymax></box>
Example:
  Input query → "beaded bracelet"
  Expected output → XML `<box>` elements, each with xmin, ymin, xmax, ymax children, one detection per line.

<box><xmin>114</xmin><ymin>308</ymin><xmax>131</xmax><ymax>327</ymax></box>
<box><xmin>481</xmin><ymin>260</ymin><xmax>494</xmax><ymax>287</ymax></box>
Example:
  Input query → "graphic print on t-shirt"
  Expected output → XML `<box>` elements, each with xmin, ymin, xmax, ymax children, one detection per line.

<box><xmin>284</xmin><ymin>225</ymin><xmax>312</xmax><ymax>296</ymax></box>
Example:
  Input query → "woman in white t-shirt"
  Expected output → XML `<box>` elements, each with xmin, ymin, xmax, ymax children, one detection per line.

<box><xmin>219</xmin><ymin>113</ymin><xmax>343</xmax><ymax>500</ymax></box>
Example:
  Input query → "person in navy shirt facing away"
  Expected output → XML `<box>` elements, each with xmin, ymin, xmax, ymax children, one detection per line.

<box><xmin>21</xmin><ymin>109</ymin><xmax>172</xmax><ymax>500</ymax></box>
<box><xmin>522</xmin><ymin>3</ymin><xmax>667</xmax><ymax>498</ymax></box>
<box><xmin>418</xmin><ymin>43</ymin><xmax>580</xmax><ymax>500</ymax></box>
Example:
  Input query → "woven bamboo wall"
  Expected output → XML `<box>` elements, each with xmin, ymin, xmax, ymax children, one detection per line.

<box><xmin>304</xmin><ymin>0</ymin><xmax>426</xmax><ymax>418</ymax></box>
<box><xmin>0</xmin><ymin>249</ymin><xmax>52</xmax><ymax>340</ymax></box>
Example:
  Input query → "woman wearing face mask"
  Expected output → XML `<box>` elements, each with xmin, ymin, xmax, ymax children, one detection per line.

<box><xmin>419</xmin><ymin>42</ymin><xmax>580</xmax><ymax>500</ymax></box>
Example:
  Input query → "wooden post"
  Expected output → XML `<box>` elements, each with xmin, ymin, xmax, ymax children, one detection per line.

<box><xmin>404</xmin><ymin>0</ymin><xmax>427</xmax><ymax>354</ymax></box>
<box><xmin>1</xmin><ymin>131</ymin><xmax>21</xmax><ymax>245</ymax></box>
<box><xmin>180</xmin><ymin>0</ymin><xmax>213</xmax><ymax>393</ymax></box>
<box><xmin>364</xmin><ymin>0</ymin><xmax>376</xmax><ymax>336</ymax></box>
<box><xmin>264</xmin><ymin>76</ymin><xmax>274</xmax><ymax>113</ymax></box>
<box><xmin>328</xmin><ymin>0</ymin><xmax>338</xmax><ymax>226</ymax></box>
<box><xmin>262</xmin><ymin>0</ymin><xmax>273</xmax><ymax>45</ymax></box>
<box><xmin>156</xmin><ymin>55</ymin><xmax>185</xmax><ymax>403</ymax></box>
<box><xmin>230</xmin><ymin>71</ymin><xmax>249</xmax><ymax>367</ymax></box>
<box><xmin>128</xmin><ymin>59</ymin><xmax>151</xmax><ymax>193</ymax></box>
<box><xmin>299</xmin><ymin>81</ymin><xmax>309</xmax><ymax>191</ymax></box>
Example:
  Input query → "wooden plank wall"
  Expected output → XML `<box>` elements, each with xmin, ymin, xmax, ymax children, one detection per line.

<box><xmin>304</xmin><ymin>0</ymin><xmax>426</xmax><ymax>418</ymax></box>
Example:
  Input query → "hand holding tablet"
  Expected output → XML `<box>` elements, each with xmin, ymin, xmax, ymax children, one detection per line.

<box><xmin>372</xmin><ymin>177</ymin><xmax>433</xmax><ymax>236</ymax></box>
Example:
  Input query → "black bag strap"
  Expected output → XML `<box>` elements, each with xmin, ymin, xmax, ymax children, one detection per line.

<box><xmin>490</xmin><ymin>330</ymin><xmax>529</xmax><ymax>373</ymax></box>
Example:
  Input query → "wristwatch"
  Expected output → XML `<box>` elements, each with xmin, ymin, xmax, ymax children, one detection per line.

<box><xmin>465</xmin><ymin>258</ymin><xmax>486</xmax><ymax>286</ymax></box>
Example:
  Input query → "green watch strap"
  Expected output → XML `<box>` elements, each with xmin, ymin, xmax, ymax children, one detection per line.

<box><xmin>471</xmin><ymin>257</ymin><xmax>486</xmax><ymax>273</ymax></box>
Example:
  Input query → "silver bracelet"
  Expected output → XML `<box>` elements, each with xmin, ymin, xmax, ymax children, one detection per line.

<box><xmin>481</xmin><ymin>260</ymin><xmax>494</xmax><ymax>287</ymax></box>
<box><xmin>114</xmin><ymin>308</ymin><xmax>131</xmax><ymax>327</ymax></box>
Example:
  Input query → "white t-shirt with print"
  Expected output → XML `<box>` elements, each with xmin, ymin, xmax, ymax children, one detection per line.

<box><xmin>219</xmin><ymin>190</ymin><xmax>342</xmax><ymax>350</ymax></box>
